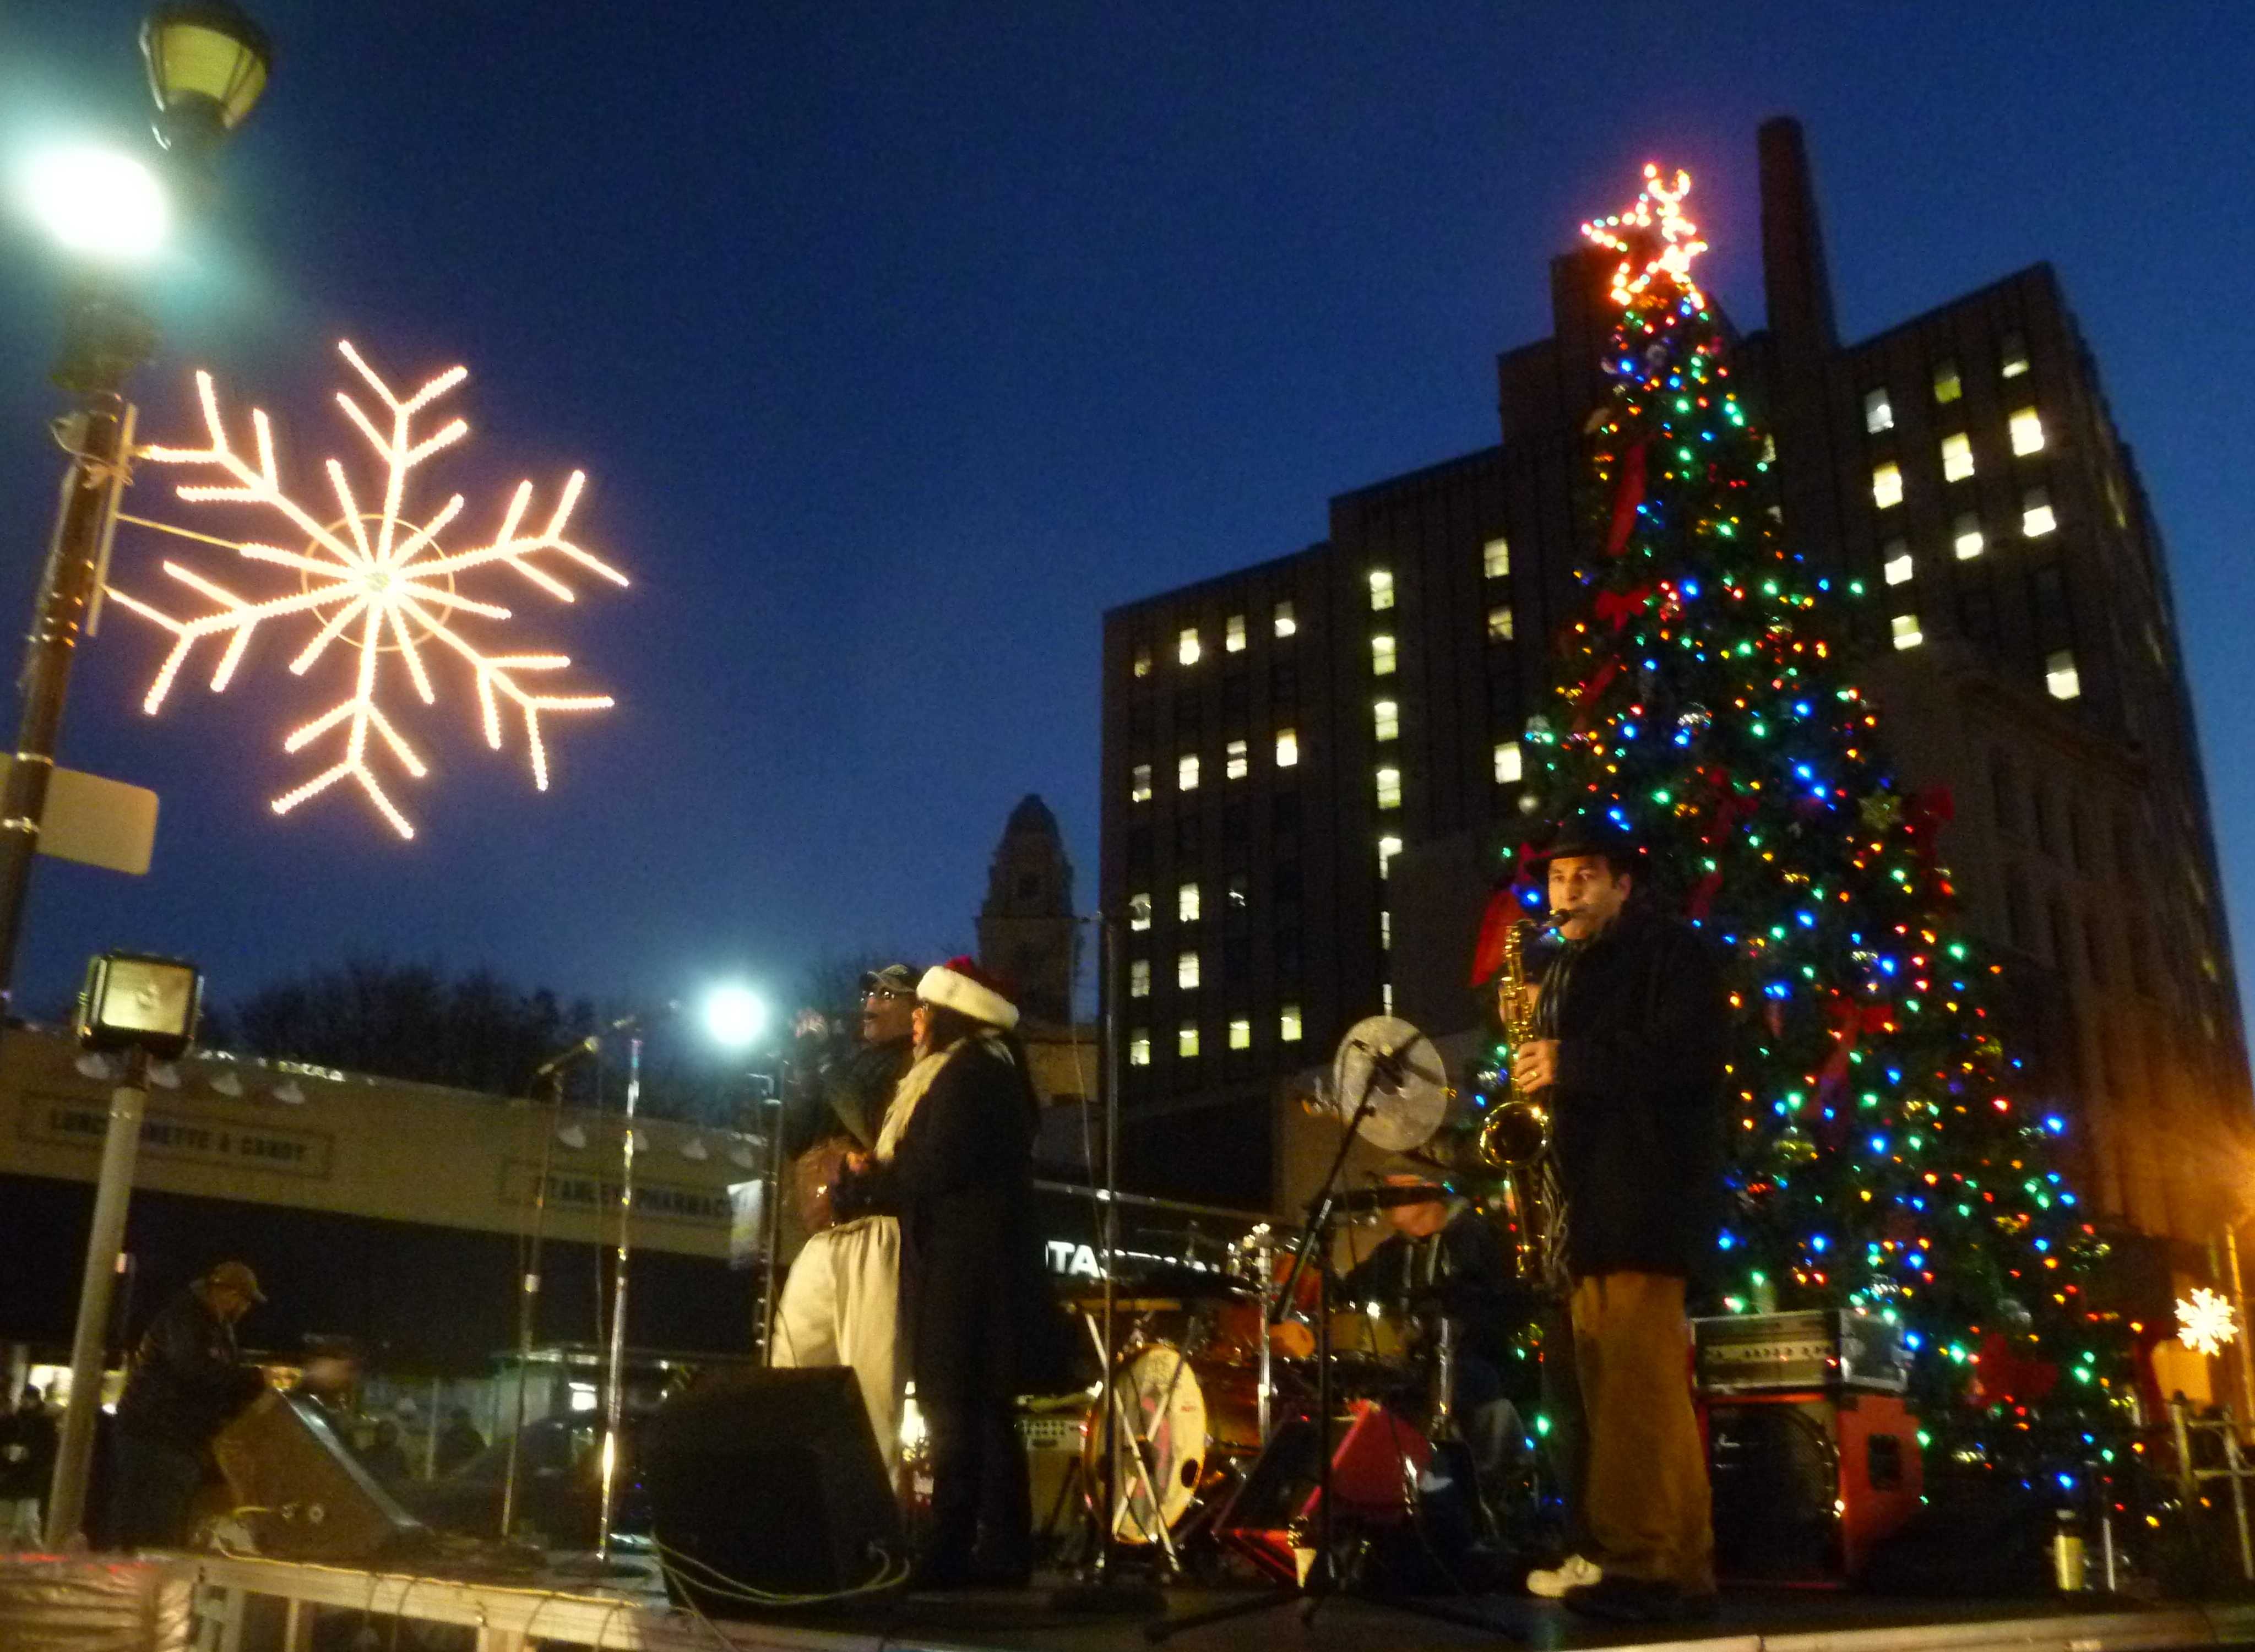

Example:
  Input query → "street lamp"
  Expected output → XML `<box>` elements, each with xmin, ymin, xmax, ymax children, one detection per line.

<box><xmin>702</xmin><ymin>982</ymin><xmax>768</xmax><ymax>1050</ymax></box>
<box><xmin>0</xmin><ymin>3</ymin><xmax>271</xmax><ymax>1013</ymax></box>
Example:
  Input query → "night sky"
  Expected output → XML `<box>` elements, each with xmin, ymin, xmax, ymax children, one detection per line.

<box><xmin>0</xmin><ymin>5</ymin><xmax>2248</xmax><ymax>1035</ymax></box>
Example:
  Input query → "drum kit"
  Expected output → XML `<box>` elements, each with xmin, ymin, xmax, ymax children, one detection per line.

<box><xmin>1045</xmin><ymin>1015</ymin><xmax>1528</xmax><ymax>1581</ymax></box>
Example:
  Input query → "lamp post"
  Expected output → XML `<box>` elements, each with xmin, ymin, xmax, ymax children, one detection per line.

<box><xmin>0</xmin><ymin>2</ymin><xmax>271</xmax><ymax>1012</ymax></box>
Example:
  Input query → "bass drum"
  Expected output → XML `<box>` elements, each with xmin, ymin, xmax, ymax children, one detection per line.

<box><xmin>1083</xmin><ymin>1342</ymin><xmax>1264</xmax><ymax>1544</ymax></box>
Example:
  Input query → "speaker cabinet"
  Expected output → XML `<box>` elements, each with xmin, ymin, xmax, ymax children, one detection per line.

<box><xmin>1702</xmin><ymin>1389</ymin><xmax>1922</xmax><ymax>1585</ymax></box>
<box><xmin>210</xmin><ymin>1390</ymin><xmax>427</xmax><ymax>1562</ymax></box>
<box><xmin>642</xmin><ymin>1368</ymin><xmax>905</xmax><ymax>1611</ymax></box>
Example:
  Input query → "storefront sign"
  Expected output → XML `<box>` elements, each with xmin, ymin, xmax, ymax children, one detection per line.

<box><xmin>21</xmin><ymin>1092</ymin><xmax>333</xmax><ymax>1178</ymax></box>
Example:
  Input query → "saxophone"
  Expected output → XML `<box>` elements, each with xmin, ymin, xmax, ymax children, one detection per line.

<box><xmin>1478</xmin><ymin>917</ymin><xmax>1553</xmax><ymax>1282</ymax></box>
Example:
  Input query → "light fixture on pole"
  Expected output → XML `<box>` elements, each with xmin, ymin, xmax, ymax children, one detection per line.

<box><xmin>700</xmin><ymin>984</ymin><xmax>780</xmax><ymax>1358</ymax></box>
<box><xmin>46</xmin><ymin>952</ymin><xmax>203</xmax><ymax>1546</ymax></box>
<box><xmin>0</xmin><ymin>2</ymin><xmax>271</xmax><ymax>1013</ymax></box>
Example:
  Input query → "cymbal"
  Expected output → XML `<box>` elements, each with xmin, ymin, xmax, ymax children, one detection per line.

<box><xmin>1325</xmin><ymin>1017</ymin><xmax>1451</xmax><ymax>1153</ymax></box>
<box><xmin>1330</xmin><ymin>1182</ymin><xmax>1450</xmax><ymax>1213</ymax></box>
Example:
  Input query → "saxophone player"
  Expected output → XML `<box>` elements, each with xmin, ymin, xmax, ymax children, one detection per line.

<box><xmin>1513</xmin><ymin>822</ymin><xmax>1727</xmax><ymax>1624</ymax></box>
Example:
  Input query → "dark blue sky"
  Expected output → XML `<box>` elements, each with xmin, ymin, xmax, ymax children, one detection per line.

<box><xmin>0</xmin><ymin>4</ymin><xmax>2248</xmax><ymax>1030</ymax></box>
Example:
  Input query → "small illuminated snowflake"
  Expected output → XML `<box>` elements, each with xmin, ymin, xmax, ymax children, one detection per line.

<box><xmin>108</xmin><ymin>340</ymin><xmax>627</xmax><ymax>838</ymax></box>
<box><xmin>2177</xmin><ymin>1286</ymin><xmax>2239</xmax><ymax>1356</ymax></box>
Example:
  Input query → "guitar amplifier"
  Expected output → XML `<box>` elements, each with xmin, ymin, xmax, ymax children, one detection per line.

<box><xmin>1692</xmin><ymin>1310</ymin><xmax>1909</xmax><ymax>1395</ymax></box>
<box><xmin>210</xmin><ymin>1390</ymin><xmax>430</xmax><ymax>1562</ymax></box>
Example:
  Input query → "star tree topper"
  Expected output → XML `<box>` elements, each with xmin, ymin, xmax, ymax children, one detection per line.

<box><xmin>110</xmin><ymin>341</ymin><xmax>627</xmax><ymax>839</ymax></box>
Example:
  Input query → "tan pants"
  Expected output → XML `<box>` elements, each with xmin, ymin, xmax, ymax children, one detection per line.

<box><xmin>773</xmin><ymin>1215</ymin><xmax>903</xmax><ymax>1472</ymax></box>
<box><xmin>1569</xmin><ymin>1271</ymin><xmax>1713</xmax><ymax>1592</ymax></box>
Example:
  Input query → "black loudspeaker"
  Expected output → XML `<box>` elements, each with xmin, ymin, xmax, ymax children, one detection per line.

<box><xmin>210</xmin><ymin>1391</ymin><xmax>428</xmax><ymax>1562</ymax></box>
<box><xmin>642</xmin><ymin>1368</ymin><xmax>906</xmax><ymax>1611</ymax></box>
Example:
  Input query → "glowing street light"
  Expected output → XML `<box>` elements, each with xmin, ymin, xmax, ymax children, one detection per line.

<box><xmin>703</xmin><ymin>982</ymin><xmax>769</xmax><ymax>1049</ymax></box>
<box><xmin>21</xmin><ymin>144</ymin><xmax>171</xmax><ymax>263</ymax></box>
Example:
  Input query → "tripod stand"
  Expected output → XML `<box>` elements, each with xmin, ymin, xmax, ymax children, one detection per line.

<box><xmin>1146</xmin><ymin>1040</ymin><xmax>1517</xmax><ymax>1641</ymax></box>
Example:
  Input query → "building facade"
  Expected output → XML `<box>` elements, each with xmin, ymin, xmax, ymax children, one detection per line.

<box><xmin>1100</xmin><ymin>118</ymin><xmax>2251</xmax><ymax>1248</ymax></box>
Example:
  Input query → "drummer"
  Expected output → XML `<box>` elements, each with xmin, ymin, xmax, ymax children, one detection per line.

<box><xmin>1339</xmin><ymin>1172</ymin><xmax>1525</xmax><ymax>1489</ymax></box>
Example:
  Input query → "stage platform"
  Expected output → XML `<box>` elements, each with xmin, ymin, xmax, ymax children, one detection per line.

<box><xmin>170</xmin><ymin>1552</ymin><xmax>2255</xmax><ymax>1652</ymax></box>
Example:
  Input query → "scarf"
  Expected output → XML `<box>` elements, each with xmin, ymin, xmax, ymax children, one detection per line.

<box><xmin>872</xmin><ymin>1030</ymin><xmax>1019</xmax><ymax>1162</ymax></box>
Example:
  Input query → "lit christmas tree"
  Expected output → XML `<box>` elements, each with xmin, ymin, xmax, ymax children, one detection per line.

<box><xmin>1496</xmin><ymin>165</ymin><xmax>2132</xmax><ymax>1480</ymax></box>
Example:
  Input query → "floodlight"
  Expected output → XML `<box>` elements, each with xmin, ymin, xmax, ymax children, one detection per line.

<box><xmin>702</xmin><ymin>983</ymin><xmax>767</xmax><ymax>1050</ymax></box>
<box><xmin>77</xmin><ymin>951</ymin><xmax>202</xmax><ymax>1060</ymax></box>
<box><xmin>23</xmin><ymin>144</ymin><xmax>171</xmax><ymax>263</ymax></box>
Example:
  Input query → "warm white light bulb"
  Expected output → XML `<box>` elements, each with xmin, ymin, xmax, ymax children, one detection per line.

<box><xmin>703</xmin><ymin>985</ymin><xmax>767</xmax><ymax>1050</ymax></box>
<box><xmin>23</xmin><ymin>143</ymin><xmax>170</xmax><ymax>263</ymax></box>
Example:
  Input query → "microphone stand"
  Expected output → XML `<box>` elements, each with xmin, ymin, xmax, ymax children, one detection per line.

<box><xmin>500</xmin><ymin>1065</ymin><xmax>569</xmax><ymax>1540</ymax></box>
<box><xmin>1148</xmin><ymin>1042</ymin><xmax>1514</xmax><ymax>1640</ymax></box>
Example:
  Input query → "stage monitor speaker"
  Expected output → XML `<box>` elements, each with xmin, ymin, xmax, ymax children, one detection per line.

<box><xmin>211</xmin><ymin>1390</ymin><xmax>429</xmax><ymax>1562</ymax></box>
<box><xmin>1703</xmin><ymin>1389</ymin><xmax>1922</xmax><ymax>1584</ymax></box>
<box><xmin>642</xmin><ymin>1367</ymin><xmax>905</xmax><ymax>1611</ymax></box>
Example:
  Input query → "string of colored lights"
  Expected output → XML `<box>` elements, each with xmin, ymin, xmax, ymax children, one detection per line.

<box><xmin>110</xmin><ymin>340</ymin><xmax>626</xmax><ymax>839</ymax></box>
<box><xmin>1479</xmin><ymin>165</ymin><xmax>2133</xmax><ymax>1486</ymax></box>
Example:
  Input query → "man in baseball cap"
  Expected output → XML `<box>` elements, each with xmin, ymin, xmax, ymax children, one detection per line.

<box><xmin>109</xmin><ymin>1261</ymin><xmax>269</xmax><ymax>1548</ymax></box>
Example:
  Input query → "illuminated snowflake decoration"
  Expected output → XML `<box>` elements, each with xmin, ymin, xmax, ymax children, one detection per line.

<box><xmin>2177</xmin><ymin>1287</ymin><xmax>2240</xmax><ymax>1356</ymax></box>
<box><xmin>108</xmin><ymin>341</ymin><xmax>626</xmax><ymax>838</ymax></box>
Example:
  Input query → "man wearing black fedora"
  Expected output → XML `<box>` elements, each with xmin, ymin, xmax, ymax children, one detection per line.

<box><xmin>1513</xmin><ymin>820</ymin><xmax>1727</xmax><ymax>1623</ymax></box>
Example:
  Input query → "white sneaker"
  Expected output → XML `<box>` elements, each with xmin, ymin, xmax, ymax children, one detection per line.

<box><xmin>1526</xmin><ymin>1553</ymin><xmax>1602</xmax><ymax>1599</ymax></box>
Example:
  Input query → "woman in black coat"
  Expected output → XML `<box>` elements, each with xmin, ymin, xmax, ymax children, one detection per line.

<box><xmin>838</xmin><ymin>958</ymin><xmax>1057</xmax><ymax>1588</ymax></box>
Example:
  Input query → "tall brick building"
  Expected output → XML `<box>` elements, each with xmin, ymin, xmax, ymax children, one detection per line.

<box><xmin>1099</xmin><ymin>118</ymin><xmax>2249</xmax><ymax>1258</ymax></box>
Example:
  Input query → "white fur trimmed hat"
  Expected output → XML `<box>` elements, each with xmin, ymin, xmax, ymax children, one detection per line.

<box><xmin>917</xmin><ymin>955</ymin><xmax>1019</xmax><ymax>1031</ymax></box>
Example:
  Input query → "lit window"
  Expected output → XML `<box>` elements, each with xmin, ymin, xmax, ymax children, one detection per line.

<box><xmin>1225</xmin><ymin>738</ymin><xmax>1248</xmax><ymax>780</ymax></box>
<box><xmin>1871</xmin><ymin>463</ymin><xmax>1903</xmax><ymax>509</ymax></box>
<box><xmin>1941</xmin><ymin>433</ymin><xmax>1974</xmax><ymax>482</ymax></box>
<box><xmin>1892</xmin><ymin>613</ymin><xmax>1922</xmax><ymax>651</ymax></box>
<box><xmin>2001</xmin><ymin>334</ymin><xmax>2029</xmax><ymax>378</ymax></box>
<box><xmin>1863</xmin><ymin>388</ymin><xmax>1893</xmax><ymax>433</ymax></box>
<box><xmin>1279</xmin><ymin>1004</ymin><xmax>1303</xmax><ymax>1043</ymax></box>
<box><xmin>1177</xmin><ymin>627</ymin><xmax>1201</xmax><ymax>666</ymax></box>
<box><xmin>1368</xmin><ymin>568</ymin><xmax>1394</xmax><ymax>611</ymax></box>
<box><xmin>1483</xmin><ymin>536</ymin><xmax>1510</xmax><ymax>579</ymax></box>
<box><xmin>1933</xmin><ymin>360</ymin><xmax>1961</xmax><ymax>404</ymax></box>
<box><xmin>1273</xmin><ymin>601</ymin><xmax>1297</xmax><ymax>638</ymax></box>
<box><xmin>1952</xmin><ymin>512</ymin><xmax>1985</xmax><ymax>560</ymax></box>
<box><xmin>1133</xmin><ymin>648</ymin><xmax>1151</xmax><ymax>679</ymax></box>
<box><xmin>1177</xmin><ymin>1023</ymin><xmax>1200</xmax><ymax>1059</ymax></box>
<box><xmin>1225</xmin><ymin>614</ymin><xmax>1247</xmax><ymax>653</ymax></box>
<box><xmin>1177</xmin><ymin>754</ymin><xmax>1199</xmax><ymax>791</ymax></box>
<box><xmin>1882</xmin><ymin>538</ymin><xmax>1914</xmax><ymax>585</ymax></box>
<box><xmin>1378</xmin><ymin>834</ymin><xmax>1403</xmax><ymax>877</ymax></box>
<box><xmin>1275</xmin><ymin>728</ymin><xmax>1298</xmax><ymax>767</ymax></box>
<box><xmin>1128</xmin><ymin>1031</ymin><xmax>1151</xmax><ymax>1067</ymax></box>
<box><xmin>1486</xmin><ymin>606</ymin><xmax>1515</xmax><ymax>643</ymax></box>
<box><xmin>1227</xmin><ymin>875</ymin><xmax>1248</xmax><ymax>910</ymax></box>
<box><xmin>2009</xmin><ymin>406</ymin><xmax>2045</xmax><ymax>456</ymax></box>
<box><xmin>2022</xmin><ymin>487</ymin><xmax>2056</xmax><ymax>538</ymax></box>
<box><xmin>1228</xmin><ymin>1017</ymin><xmax>1251</xmax><ymax>1051</ymax></box>
<box><xmin>1371</xmin><ymin>634</ymin><xmax>1397</xmax><ymax>676</ymax></box>
<box><xmin>1379</xmin><ymin>910</ymin><xmax>1392</xmax><ymax>950</ymax></box>
<box><xmin>2046</xmin><ymin>649</ymin><xmax>2081</xmax><ymax>700</ymax></box>
<box><xmin>1381</xmin><ymin>982</ymin><xmax>1394</xmax><ymax>1015</ymax></box>
<box><xmin>1372</xmin><ymin>699</ymin><xmax>1399</xmax><ymax>742</ymax></box>
<box><xmin>1177</xmin><ymin>950</ymin><xmax>1200</xmax><ymax>991</ymax></box>
<box><xmin>1374</xmin><ymin>767</ymin><xmax>1401</xmax><ymax>809</ymax></box>
<box><xmin>1493</xmin><ymin>741</ymin><xmax>1522</xmax><ymax>784</ymax></box>
<box><xmin>1129</xmin><ymin>892</ymin><xmax>1151</xmax><ymax>932</ymax></box>
<box><xmin>1178</xmin><ymin>882</ymin><xmax>1200</xmax><ymax>923</ymax></box>
<box><xmin>1129</xmin><ymin>959</ymin><xmax>1150</xmax><ymax>998</ymax></box>
<box><xmin>1130</xmin><ymin>763</ymin><xmax>1154</xmax><ymax>803</ymax></box>
<box><xmin>1762</xmin><ymin>434</ymin><xmax>1777</xmax><ymax>464</ymax></box>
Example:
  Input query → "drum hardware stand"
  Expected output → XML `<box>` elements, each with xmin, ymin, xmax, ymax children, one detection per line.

<box><xmin>1053</xmin><ymin>908</ymin><xmax>1167</xmax><ymax>1615</ymax></box>
<box><xmin>1147</xmin><ymin>1032</ymin><xmax>1518</xmax><ymax>1642</ymax></box>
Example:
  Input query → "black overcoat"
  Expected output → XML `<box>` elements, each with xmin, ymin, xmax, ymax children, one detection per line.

<box><xmin>843</xmin><ymin>1040</ymin><xmax>1064</xmax><ymax>1403</ymax></box>
<box><xmin>1545</xmin><ymin>906</ymin><xmax>1729</xmax><ymax>1279</ymax></box>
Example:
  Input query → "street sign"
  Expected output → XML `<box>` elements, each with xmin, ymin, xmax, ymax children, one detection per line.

<box><xmin>0</xmin><ymin>758</ymin><xmax>157</xmax><ymax>874</ymax></box>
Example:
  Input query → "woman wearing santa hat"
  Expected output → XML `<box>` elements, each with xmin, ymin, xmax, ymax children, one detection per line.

<box><xmin>837</xmin><ymin>956</ymin><xmax>1057</xmax><ymax>1588</ymax></box>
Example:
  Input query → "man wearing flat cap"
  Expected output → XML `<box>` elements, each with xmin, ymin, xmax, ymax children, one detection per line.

<box><xmin>110</xmin><ymin>1260</ymin><xmax>269</xmax><ymax>1549</ymax></box>
<box><xmin>1512</xmin><ymin>820</ymin><xmax>1727</xmax><ymax>1623</ymax></box>
<box><xmin>770</xmin><ymin>963</ymin><xmax>920</xmax><ymax>1472</ymax></box>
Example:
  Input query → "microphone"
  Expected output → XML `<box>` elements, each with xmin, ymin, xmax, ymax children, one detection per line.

<box><xmin>531</xmin><ymin>1002</ymin><xmax>684</xmax><ymax>1080</ymax></box>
